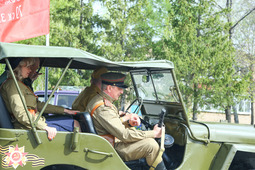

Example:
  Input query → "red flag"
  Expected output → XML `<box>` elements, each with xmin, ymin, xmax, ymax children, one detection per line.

<box><xmin>0</xmin><ymin>0</ymin><xmax>50</xmax><ymax>42</ymax></box>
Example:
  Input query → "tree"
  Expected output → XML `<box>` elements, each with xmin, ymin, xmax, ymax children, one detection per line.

<box><xmin>229</xmin><ymin>0</ymin><xmax>255</xmax><ymax>124</ymax></box>
<box><xmin>215</xmin><ymin>0</ymin><xmax>255</xmax><ymax>123</ymax></box>
<box><xmin>94</xmin><ymin>0</ymin><xmax>157</xmax><ymax>61</ymax></box>
<box><xmin>150</xmin><ymin>0</ymin><xmax>249</xmax><ymax>122</ymax></box>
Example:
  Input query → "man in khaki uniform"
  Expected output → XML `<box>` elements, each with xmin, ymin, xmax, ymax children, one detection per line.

<box><xmin>72</xmin><ymin>67</ymin><xmax>108</xmax><ymax>111</ymax></box>
<box><xmin>86</xmin><ymin>72</ymin><xmax>166</xmax><ymax>170</ymax></box>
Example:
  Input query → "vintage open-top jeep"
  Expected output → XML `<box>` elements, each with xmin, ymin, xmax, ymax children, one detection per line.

<box><xmin>0</xmin><ymin>42</ymin><xmax>255</xmax><ymax>170</ymax></box>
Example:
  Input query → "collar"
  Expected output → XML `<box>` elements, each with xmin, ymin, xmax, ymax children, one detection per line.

<box><xmin>91</xmin><ymin>84</ymin><xmax>101</xmax><ymax>93</ymax></box>
<box><xmin>98</xmin><ymin>90</ymin><xmax>114</xmax><ymax>103</ymax></box>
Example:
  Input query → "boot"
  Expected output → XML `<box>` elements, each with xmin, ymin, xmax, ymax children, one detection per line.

<box><xmin>155</xmin><ymin>161</ymin><xmax>167</xmax><ymax>170</ymax></box>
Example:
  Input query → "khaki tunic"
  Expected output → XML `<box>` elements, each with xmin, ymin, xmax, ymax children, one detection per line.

<box><xmin>72</xmin><ymin>84</ymin><xmax>100</xmax><ymax>112</ymax></box>
<box><xmin>0</xmin><ymin>79</ymin><xmax>64</xmax><ymax>130</ymax></box>
<box><xmin>86</xmin><ymin>91</ymin><xmax>160</xmax><ymax>166</ymax></box>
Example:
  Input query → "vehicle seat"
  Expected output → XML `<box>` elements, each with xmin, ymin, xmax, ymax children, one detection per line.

<box><xmin>77</xmin><ymin>112</ymin><xmax>97</xmax><ymax>134</ymax></box>
<box><xmin>0</xmin><ymin>94</ymin><xmax>14</xmax><ymax>129</ymax></box>
<box><xmin>78</xmin><ymin>112</ymin><xmax>149</xmax><ymax>169</ymax></box>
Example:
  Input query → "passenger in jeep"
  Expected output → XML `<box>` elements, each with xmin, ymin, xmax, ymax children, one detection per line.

<box><xmin>72</xmin><ymin>67</ymin><xmax>136</xmax><ymax>123</ymax></box>
<box><xmin>23</xmin><ymin>57</ymin><xmax>41</xmax><ymax>91</ymax></box>
<box><xmin>72</xmin><ymin>67</ymin><xmax>108</xmax><ymax>112</ymax></box>
<box><xmin>0</xmin><ymin>57</ymin><xmax>81</xmax><ymax>140</ymax></box>
<box><xmin>86</xmin><ymin>72</ymin><xmax>166</xmax><ymax>170</ymax></box>
<box><xmin>0</xmin><ymin>58</ymin><xmax>40</xmax><ymax>91</ymax></box>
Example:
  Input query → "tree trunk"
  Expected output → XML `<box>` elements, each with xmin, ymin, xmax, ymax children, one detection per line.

<box><xmin>193</xmin><ymin>84</ymin><xmax>198</xmax><ymax>121</ymax></box>
<box><xmin>192</xmin><ymin>3</ymin><xmax>201</xmax><ymax>122</ymax></box>
<box><xmin>225</xmin><ymin>106</ymin><xmax>231</xmax><ymax>123</ymax></box>
<box><xmin>226</xmin><ymin>0</ymin><xmax>233</xmax><ymax>39</ymax></box>
<box><xmin>250</xmin><ymin>64</ymin><xmax>255</xmax><ymax>125</ymax></box>
<box><xmin>80</xmin><ymin>0</ymin><xmax>83</xmax><ymax>29</ymax></box>
<box><xmin>232</xmin><ymin>105</ymin><xmax>239</xmax><ymax>123</ymax></box>
<box><xmin>193</xmin><ymin>102</ymin><xmax>198</xmax><ymax>121</ymax></box>
<box><xmin>251</xmin><ymin>100</ymin><xmax>254</xmax><ymax>125</ymax></box>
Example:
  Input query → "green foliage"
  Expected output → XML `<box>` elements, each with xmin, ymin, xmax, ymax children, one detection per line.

<box><xmin>150</xmin><ymin>0</ymin><xmax>250</xmax><ymax>119</ymax></box>
<box><xmin>97</xmin><ymin>0</ymin><xmax>157</xmax><ymax>61</ymax></box>
<box><xmin>0</xmin><ymin>65</ymin><xmax>5</xmax><ymax>75</ymax></box>
<box><xmin>232</xmin><ymin>0</ymin><xmax>255</xmax><ymax>103</ymax></box>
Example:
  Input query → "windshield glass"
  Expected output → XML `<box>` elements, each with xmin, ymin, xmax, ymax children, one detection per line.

<box><xmin>132</xmin><ymin>71</ymin><xmax>179</xmax><ymax>102</ymax></box>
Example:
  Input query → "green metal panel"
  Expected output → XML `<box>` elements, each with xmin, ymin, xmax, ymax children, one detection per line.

<box><xmin>0</xmin><ymin>128</ymin><xmax>129</xmax><ymax>170</ymax></box>
<box><xmin>176</xmin><ymin>137</ymin><xmax>221</xmax><ymax>170</ymax></box>
<box><xmin>210</xmin><ymin>144</ymin><xmax>237</xmax><ymax>170</ymax></box>
<box><xmin>210</xmin><ymin>143</ymin><xmax>255</xmax><ymax>170</ymax></box>
<box><xmin>190</xmin><ymin>122</ymin><xmax>255</xmax><ymax>144</ymax></box>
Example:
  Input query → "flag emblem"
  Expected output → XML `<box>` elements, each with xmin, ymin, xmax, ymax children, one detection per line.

<box><xmin>1</xmin><ymin>145</ymin><xmax>45</xmax><ymax>169</ymax></box>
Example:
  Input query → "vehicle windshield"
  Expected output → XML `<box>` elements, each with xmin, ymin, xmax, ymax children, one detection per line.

<box><xmin>132</xmin><ymin>70</ymin><xmax>179</xmax><ymax>103</ymax></box>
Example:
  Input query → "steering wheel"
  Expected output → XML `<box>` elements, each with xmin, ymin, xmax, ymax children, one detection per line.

<box><xmin>125</xmin><ymin>98</ymin><xmax>152</xmax><ymax>129</ymax></box>
<box><xmin>125</xmin><ymin>97</ymin><xmax>143</xmax><ymax>115</ymax></box>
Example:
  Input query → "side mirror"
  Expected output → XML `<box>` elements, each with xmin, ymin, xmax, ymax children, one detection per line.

<box><xmin>169</xmin><ymin>86</ymin><xmax>179</xmax><ymax>102</ymax></box>
<box><xmin>142</xmin><ymin>75</ymin><xmax>150</xmax><ymax>83</ymax></box>
<box><xmin>169</xmin><ymin>86</ymin><xmax>176</xmax><ymax>91</ymax></box>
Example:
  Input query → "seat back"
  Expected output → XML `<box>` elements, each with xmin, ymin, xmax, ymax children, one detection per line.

<box><xmin>77</xmin><ymin>112</ymin><xmax>97</xmax><ymax>134</ymax></box>
<box><xmin>76</xmin><ymin>111</ymin><xmax>149</xmax><ymax>169</ymax></box>
<box><xmin>0</xmin><ymin>94</ymin><xmax>14</xmax><ymax>129</ymax></box>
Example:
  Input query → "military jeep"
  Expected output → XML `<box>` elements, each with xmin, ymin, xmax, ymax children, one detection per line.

<box><xmin>0</xmin><ymin>42</ymin><xmax>255</xmax><ymax>170</ymax></box>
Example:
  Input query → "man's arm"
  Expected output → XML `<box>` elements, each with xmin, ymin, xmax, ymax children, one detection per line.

<box><xmin>95</xmin><ymin>105</ymin><xmax>155</xmax><ymax>142</ymax></box>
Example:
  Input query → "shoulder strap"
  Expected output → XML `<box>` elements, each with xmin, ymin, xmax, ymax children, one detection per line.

<box><xmin>90</xmin><ymin>102</ymin><xmax>104</xmax><ymax>117</ymax></box>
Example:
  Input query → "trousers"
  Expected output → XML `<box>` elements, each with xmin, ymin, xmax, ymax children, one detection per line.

<box><xmin>115</xmin><ymin>138</ymin><xmax>160</xmax><ymax>166</ymax></box>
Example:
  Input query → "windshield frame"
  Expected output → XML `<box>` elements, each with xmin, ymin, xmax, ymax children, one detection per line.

<box><xmin>130</xmin><ymin>69</ymin><xmax>180</xmax><ymax>104</ymax></box>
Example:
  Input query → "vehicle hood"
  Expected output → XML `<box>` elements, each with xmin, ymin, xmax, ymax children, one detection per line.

<box><xmin>189</xmin><ymin>121</ymin><xmax>255</xmax><ymax>144</ymax></box>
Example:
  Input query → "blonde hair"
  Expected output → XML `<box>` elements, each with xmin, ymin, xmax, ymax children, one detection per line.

<box><xmin>7</xmin><ymin>58</ymin><xmax>35</xmax><ymax>81</ymax></box>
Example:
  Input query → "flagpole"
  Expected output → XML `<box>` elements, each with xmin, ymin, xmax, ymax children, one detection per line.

<box><xmin>44</xmin><ymin>34</ymin><xmax>49</xmax><ymax>102</ymax></box>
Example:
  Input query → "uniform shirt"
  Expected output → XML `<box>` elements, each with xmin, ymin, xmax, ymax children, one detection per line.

<box><xmin>0</xmin><ymin>79</ymin><xmax>64</xmax><ymax>130</ymax></box>
<box><xmin>86</xmin><ymin>90</ymin><xmax>155</xmax><ymax>143</ymax></box>
<box><xmin>23</xmin><ymin>77</ymin><xmax>33</xmax><ymax>91</ymax></box>
<box><xmin>72</xmin><ymin>84</ymin><xmax>100</xmax><ymax>112</ymax></box>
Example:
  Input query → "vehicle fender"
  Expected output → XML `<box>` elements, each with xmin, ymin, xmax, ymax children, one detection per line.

<box><xmin>210</xmin><ymin>143</ymin><xmax>255</xmax><ymax>170</ymax></box>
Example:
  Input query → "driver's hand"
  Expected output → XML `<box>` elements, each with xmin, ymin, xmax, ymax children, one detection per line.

<box><xmin>129</xmin><ymin>114</ymin><xmax>141</xmax><ymax>127</ymax></box>
<box><xmin>153</xmin><ymin>124</ymin><xmax>164</xmax><ymax>138</ymax></box>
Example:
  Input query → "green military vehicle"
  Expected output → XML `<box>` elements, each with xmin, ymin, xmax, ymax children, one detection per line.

<box><xmin>0</xmin><ymin>42</ymin><xmax>255</xmax><ymax>170</ymax></box>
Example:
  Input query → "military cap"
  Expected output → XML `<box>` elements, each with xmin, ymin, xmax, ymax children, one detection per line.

<box><xmin>101</xmin><ymin>72</ymin><xmax>128</xmax><ymax>88</ymax></box>
<box><xmin>5</xmin><ymin>57</ymin><xmax>23</xmax><ymax>70</ymax></box>
<box><xmin>91</xmin><ymin>67</ymin><xmax>108</xmax><ymax>79</ymax></box>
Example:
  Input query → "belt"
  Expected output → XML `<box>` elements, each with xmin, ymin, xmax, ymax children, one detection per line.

<box><xmin>28</xmin><ymin>109</ymin><xmax>37</xmax><ymax>116</ymax></box>
<box><xmin>101</xmin><ymin>134</ymin><xmax>115</xmax><ymax>147</ymax></box>
<box><xmin>9</xmin><ymin>109</ymin><xmax>37</xmax><ymax>122</ymax></box>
